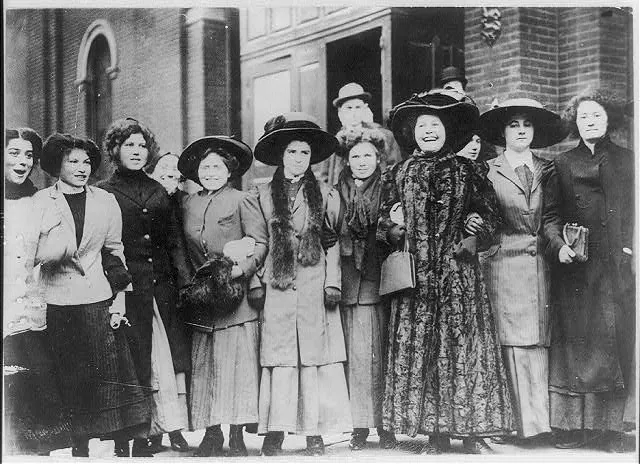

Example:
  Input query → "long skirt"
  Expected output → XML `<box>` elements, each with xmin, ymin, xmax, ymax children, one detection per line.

<box><xmin>47</xmin><ymin>301</ymin><xmax>150</xmax><ymax>438</ymax></box>
<box><xmin>149</xmin><ymin>300</ymin><xmax>188</xmax><ymax>435</ymax></box>
<box><xmin>549</xmin><ymin>388</ymin><xmax>627</xmax><ymax>432</ymax></box>
<box><xmin>502</xmin><ymin>346</ymin><xmax>551</xmax><ymax>437</ymax></box>
<box><xmin>258</xmin><ymin>363</ymin><xmax>352</xmax><ymax>435</ymax></box>
<box><xmin>341</xmin><ymin>302</ymin><xmax>387</xmax><ymax>429</ymax></box>
<box><xmin>3</xmin><ymin>330</ymin><xmax>73</xmax><ymax>454</ymax></box>
<box><xmin>190</xmin><ymin>321</ymin><xmax>260</xmax><ymax>430</ymax></box>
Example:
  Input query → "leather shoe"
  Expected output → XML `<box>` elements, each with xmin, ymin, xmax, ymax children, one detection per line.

<box><xmin>229</xmin><ymin>425</ymin><xmax>248</xmax><ymax>457</ymax></box>
<box><xmin>602</xmin><ymin>432</ymin><xmax>625</xmax><ymax>453</ymax></box>
<box><xmin>260</xmin><ymin>431</ymin><xmax>285</xmax><ymax>456</ymax></box>
<box><xmin>148</xmin><ymin>435</ymin><xmax>167</xmax><ymax>454</ymax></box>
<box><xmin>377</xmin><ymin>426</ymin><xmax>396</xmax><ymax>449</ymax></box>
<box><xmin>169</xmin><ymin>431</ymin><xmax>189</xmax><ymax>452</ymax></box>
<box><xmin>193</xmin><ymin>426</ymin><xmax>224</xmax><ymax>457</ymax></box>
<box><xmin>132</xmin><ymin>438</ymin><xmax>154</xmax><ymax>457</ymax></box>
<box><xmin>349</xmin><ymin>429</ymin><xmax>369</xmax><ymax>451</ymax></box>
<box><xmin>113</xmin><ymin>439</ymin><xmax>129</xmax><ymax>458</ymax></box>
<box><xmin>462</xmin><ymin>437</ymin><xmax>494</xmax><ymax>455</ymax></box>
<box><xmin>306</xmin><ymin>436</ymin><xmax>325</xmax><ymax>456</ymax></box>
<box><xmin>72</xmin><ymin>440</ymin><xmax>90</xmax><ymax>458</ymax></box>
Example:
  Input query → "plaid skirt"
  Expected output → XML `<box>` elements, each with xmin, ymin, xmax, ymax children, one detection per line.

<box><xmin>47</xmin><ymin>300</ymin><xmax>150</xmax><ymax>438</ymax></box>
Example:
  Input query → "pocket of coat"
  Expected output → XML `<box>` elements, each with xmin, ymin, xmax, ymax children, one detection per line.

<box><xmin>575</xmin><ymin>193</ymin><xmax>591</xmax><ymax>209</ymax></box>
<box><xmin>479</xmin><ymin>243</ymin><xmax>501</xmax><ymax>259</ymax></box>
<box><xmin>217</xmin><ymin>213</ymin><xmax>235</xmax><ymax>226</ymax></box>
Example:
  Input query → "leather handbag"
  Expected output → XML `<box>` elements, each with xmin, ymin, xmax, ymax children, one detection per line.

<box><xmin>379</xmin><ymin>238</ymin><xmax>416</xmax><ymax>296</ymax></box>
<box><xmin>563</xmin><ymin>223</ymin><xmax>589</xmax><ymax>263</ymax></box>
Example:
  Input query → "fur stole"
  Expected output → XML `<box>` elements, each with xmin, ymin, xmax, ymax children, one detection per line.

<box><xmin>269</xmin><ymin>166</ymin><xmax>324</xmax><ymax>290</ymax></box>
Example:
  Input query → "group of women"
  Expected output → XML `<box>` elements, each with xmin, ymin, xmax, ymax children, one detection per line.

<box><xmin>3</xmin><ymin>85</ymin><xmax>634</xmax><ymax>457</ymax></box>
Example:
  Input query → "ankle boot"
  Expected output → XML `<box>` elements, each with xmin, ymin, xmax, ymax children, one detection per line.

<box><xmin>306</xmin><ymin>436</ymin><xmax>325</xmax><ymax>456</ymax></box>
<box><xmin>377</xmin><ymin>426</ymin><xmax>397</xmax><ymax>449</ymax></box>
<box><xmin>168</xmin><ymin>430</ymin><xmax>189</xmax><ymax>452</ymax></box>
<box><xmin>132</xmin><ymin>438</ymin><xmax>153</xmax><ymax>457</ymax></box>
<box><xmin>72</xmin><ymin>438</ymin><xmax>90</xmax><ymax>457</ymax></box>
<box><xmin>113</xmin><ymin>438</ymin><xmax>129</xmax><ymax>457</ymax></box>
<box><xmin>194</xmin><ymin>425</ymin><xmax>224</xmax><ymax>457</ymax></box>
<box><xmin>148</xmin><ymin>435</ymin><xmax>166</xmax><ymax>454</ymax></box>
<box><xmin>229</xmin><ymin>425</ymin><xmax>248</xmax><ymax>457</ymax></box>
<box><xmin>261</xmin><ymin>431</ymin><xmax>285</xmax><ymax>456</ymax></box>
<box><xmin>349</xmin><ymin>428</ymin><xmax>369</xmax><ymax>451</ymax></box>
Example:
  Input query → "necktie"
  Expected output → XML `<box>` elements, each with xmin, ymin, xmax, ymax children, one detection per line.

<box><xmin>515</xmin><ymin>164</ymin><xmax>533</xmax><ymax>196</ymax></box>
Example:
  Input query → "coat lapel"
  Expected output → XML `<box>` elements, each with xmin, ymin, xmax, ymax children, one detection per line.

<box><xmin>530</xmin><ymin>154</ymin><xmax>546</xmax><ymax>194</ymax></box>
<box><xmin>494</xmin><ymin>153</ymin><xmax>527</xmax><ymax>195</ymax></box>
<box><xmin>49</xmin><ymin>183</ymin><xmax>78</xmax><ymax>254</ymax></box>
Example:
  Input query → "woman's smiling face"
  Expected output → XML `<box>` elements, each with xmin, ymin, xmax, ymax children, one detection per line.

<box><xmin>414</xmin><ymin>114</ymin><xmax>446</xmax><ymax>153</ymax></box>
<box><xmin>5</xmin><ymin>137</ymin><xmax>34</xmax><ymax>185</ymax></box>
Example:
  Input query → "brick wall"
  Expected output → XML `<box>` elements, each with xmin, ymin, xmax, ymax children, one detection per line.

<box><xmin>465</xmin><ymin>7</ymin><xmax>632</xmax><ymax>154</ymax></box>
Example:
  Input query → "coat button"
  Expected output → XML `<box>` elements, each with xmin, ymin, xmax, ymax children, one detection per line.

<box><xmin>144</xmin><ymin>234</ymin><xmax>150</xmax><ymax>240</ymax></box>
<box><xmin>298</xmin><ymin>253</ymin><xmax>303</xmax><ymax>259</ymax></box>
<box><xmin>292</xmin><ymin>285</ymin><xmax>297</xmax><ymax>290</ymax></box>
<box><xmin>529</xmin><ymin>250</ymin><xmax>536</xmax><ymax>256</ymax></box>
<box><xmin>153</xmin><ymin>279</ymin><xmax>157</xmax><ymax>284</ymax></box>
<box><xmin>142</xmin><ymin>208</ymin><xmax>148</xmax><ymax>213</ymax></box>
<box><xmin>147</xmin><ymin>257</ymin><xmax>153</xmax><ymax>263</ymax></box>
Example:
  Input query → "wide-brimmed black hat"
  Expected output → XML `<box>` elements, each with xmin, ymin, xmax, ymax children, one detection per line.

<box><xmin>254</xmin><ymin>112</ymin><xmax>338</xmax><ymax>166</ymax></box>
<box><xmin>439</xmin><ymin>66</ymin><xmax>468</xmax><ymax>88</ymax></box>
<box><xmin>479</xmin><ymin>98</ymin><xmax>567</xmax><ymax>148</ymax></box>
<box><xmin>390</xmin><ymin>89</ymin><xmax>480</xmax><ymax>152</ymax></box>
<box><xmin>332</xmin><ymin>83</ymin><xmax>372</xmax><ymax>108</ymax></box>
<box><xmin>178</xmin><ymin>136</ymin><xmax>253</xmax><ymax>184</ymax></box>
<box><xmin>40</xmin><ymin>133</ymin><xmax>101</xmax><ymax>177</ymax></box>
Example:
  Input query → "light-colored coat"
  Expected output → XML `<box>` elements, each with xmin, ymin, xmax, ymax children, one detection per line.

<box><xmin>480</xmin><ymin>153</ymin><xmax>551</xmax><ymax>346</ymax></box>
<box><xmin>241</xmin><ymin>181</ymin><xmax>345</xmax><ymax>367</ymax></box>
<box><xmin>33</xmin><ymin>182</ymin><xmax>127</xmax><ymax>306</ymax></box>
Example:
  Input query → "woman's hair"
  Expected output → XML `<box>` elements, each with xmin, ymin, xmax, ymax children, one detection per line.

<box><xmin>275</xmin><ymin>134</ymin><xmax>315</xmax><ymax>165</ymax></box>
<box><xmin>5</xmin><ymin>127</ymin><xmax>43</xmax><ymax>162</ymax></box>
<box><xmin>200</xmin><ymin>147</ymin><xmax>240</xmax><ymax>175</ymax></box>
<box><xmin>102</xmin><ymin>117</ymin><xmax>160</xmax><ymax>165</ymax></box>
<box><xmin>336</xmin><ymin>123</ymin><xmax>386</xmax><ymax>159</ymax></box>
<box><xmin>41</xmin><ymin>133</ymin><xmax>101</xmax><ymax>176</ymax></box>
<box><xmin>563</xmin><ymin>88</ymin><xmax>627</xmax><ymax>137</ymax></box>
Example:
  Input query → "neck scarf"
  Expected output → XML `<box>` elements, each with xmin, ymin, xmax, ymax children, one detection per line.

<box><xmin>336</xmin><ymin>166</ymin><xmax>381</xmax><ymax>274</ymax></box>
<box><xmin>269</xmin><ymin>166</ymin><xmax>324</xmax><ymax>290</ymax></box>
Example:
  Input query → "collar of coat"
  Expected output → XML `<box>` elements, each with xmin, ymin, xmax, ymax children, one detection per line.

<box><xmin>269</xmin><ymin>166</ymin><xmax>323</xmax><ymax>290</ymax></box>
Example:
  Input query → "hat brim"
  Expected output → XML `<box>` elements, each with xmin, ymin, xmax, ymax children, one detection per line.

<box><xmin>254</xmin><ymin>127</ymin><xmax>339</xmax><ymax>166</ymax></box>
<box><xmin>391</xmin><ymin>102</ymin><xmax>479</xmax><ymax>152</ymax></box>
<box><xmin>479</xmin><ymin>106</ymin><xmax>567</xmax><ymax>149</ymax></box>
<box><xmin>178</xmin><ymin>136</ymin><xmax>253</xmax><ymax>185</ymax></box>
<box><xmin>441</xmin><ymin>76</ymin><xmax>468</xmax><ymax>87</ymax></box>
<box><xmin>332</xmin><ymin>92</ymin><xmax>372</xmax><ymax>108</ymax></box>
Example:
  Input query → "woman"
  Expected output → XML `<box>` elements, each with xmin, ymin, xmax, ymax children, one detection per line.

<box><xmin>98</xmin><ymin>118</ymin><xmax>191</xmax><ymax>456</ymax></box>
<box><xmin>477</xmin><ymin>98</ymin><xmax>567</xmax><ymax>443</ymax></box>
<box><xmin>333</xmin><ymin>124</ymin><xmax>396</xmax><ymax>451</ymax></box>
<box><xmin>542</xmin><ymin>89</ymin><xmax>634</xmax><ymax>453</ymax></box>
<box><xmin>3</xmin><ymin>128</ymin><xmax>73</xmax><ymax>455</ymax></box>
<box><xmin>144</xmin><ymin>151</ymin><xmax>192</xmax><ymax>453</ymax></box>
<box><xmin>242</xmin><ymin>112</ymin><xmax>352</xmax><ymax>456</ymax></box>
<box><xmin>177</xmin><ymin>136</ymin><xmax>259</xmax><ymax>457</ymax></box>
<box><xmin>378</xmin><ymin>91</ymin><xmax>513</xmax><ymax>454</ymax></box>
<box><xmin>32</xmin><ymin>133</ymin><xmax>149</xmax><ymax>457</ymax></box>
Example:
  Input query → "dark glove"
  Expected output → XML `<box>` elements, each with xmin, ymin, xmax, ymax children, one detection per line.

<box><xmin>321</xmin><ymin>223</ymin><xmax>339</xmax><ymax>250</ymax></box>
<box><xmin>248</xmin><ymin>287</ymin><xmax>266</xmax><ymax>311</ymax></box>
<box><xmin>388</xmin><ymin>224</ymin><xmax>406</xmax><ymax>246</ymax></box>
<box><xmin>324</xmin><ymin>286</ymin><xmax>341</xmax><ymax>307</ymax></box>
<box><xmin>453</xmin><ymin>236</ymin><xmax>478</xmax><ymax>260</ymax></box>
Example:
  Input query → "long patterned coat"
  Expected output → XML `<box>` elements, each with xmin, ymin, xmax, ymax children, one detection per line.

<box><xmin>377</xmin><ymin>149</ymin><xmax>513</xmax><ymax>437</ymax></box>
<box><xmin>542</xmin><ymin>136</ymin><xmax>635</xmax><ymax>394</ymax></box>
<box><xmin>480</xmin><ymin>153</ymin><xmax>552</xmax><ymax>346</ymax></box>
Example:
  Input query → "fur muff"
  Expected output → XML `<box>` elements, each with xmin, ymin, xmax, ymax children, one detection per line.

<box><xmin>269</xmin><ymin>166</ymin><xmax>324</xmax><ymax>290</ymax></box>
<box><xmin>179</xmin><ymin>252</ymin><xmax>244</xmax><ymax>320</ymax></box>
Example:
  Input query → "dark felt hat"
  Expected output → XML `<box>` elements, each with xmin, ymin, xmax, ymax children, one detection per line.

<box><xmin>178</xmin><ymin>136</ymin><xmax>253</xmax><ymax>184</ymax></box>
<box><xmin>332</xmin><ymin>83</ymin><xmax>372</xmax><ymax>108</ymax></box>
<box><xmin>439</xmin><ymin>66</ymin><xmax>468</xmax><ymax>88</ymax></box>
<box><xmin>40</xmin><ymin>133</ymin><xmax>101</xmax><ymax>177</ymax></box>
<box><xmin>390</xmin><ymin>89</ymin><xmax>480</xmax><ymax>152</ymax></box>
<box><xmin>479</xmin><ymin>98</ymin><xmax>568</xmax><ymax>148</ymax></box>
<box><xmin>254</xmin><ymin>112</ymin><xmax>339</xmax><ymax>166</ymax></box>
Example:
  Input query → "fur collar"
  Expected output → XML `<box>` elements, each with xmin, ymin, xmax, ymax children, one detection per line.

<box><xmin>269</xmin><ymin>166</ymin><xmax>323</xmax><ymax>289</ymax></box>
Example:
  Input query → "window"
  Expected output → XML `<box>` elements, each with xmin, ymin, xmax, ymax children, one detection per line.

<box><xmin>85</xmin><ymin>35</ymin><xmax>112</xmax><ymax>148</ymax></box>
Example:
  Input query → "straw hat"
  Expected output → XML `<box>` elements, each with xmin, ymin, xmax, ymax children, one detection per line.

<box><xmin>332</xmin><ymin>83</ymin><xmax>372</xmax><ymax>108</ymax></box>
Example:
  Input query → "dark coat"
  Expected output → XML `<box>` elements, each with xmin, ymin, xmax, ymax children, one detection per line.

<box><xmin>97</xmin><ymin>170</ymin><xmax>192</xmax><ymax>383</ymax></box>
<box><xmin>542</xmin><ymin>136</ymin><xmax>635</xmax><ymax>393</ymax></box>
